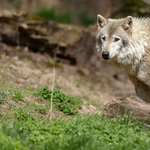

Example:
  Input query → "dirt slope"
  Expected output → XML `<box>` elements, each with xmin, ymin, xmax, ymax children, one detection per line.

<box><xmin>0</xmin><ymin>44</ymin><xmax>135</xmax><ymax>107</ymax></box>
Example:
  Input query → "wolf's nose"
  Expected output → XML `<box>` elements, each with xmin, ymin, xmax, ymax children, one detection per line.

<box><xmin>102</xmin><ymin>51</ymin><xmax>109</xmax><ymax>60</ymax></box>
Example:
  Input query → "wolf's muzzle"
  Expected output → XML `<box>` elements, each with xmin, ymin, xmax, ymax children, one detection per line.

<box><xmin>102</xmin><ymin>51</ymin><xmax>109</xmax><ymax>60</ymax></box>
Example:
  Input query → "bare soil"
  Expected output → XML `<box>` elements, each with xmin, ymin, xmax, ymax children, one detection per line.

<box><xmin>0</xmin><ymin>44</ymin><xmax>135</xmax><ymax>108</ymax></box>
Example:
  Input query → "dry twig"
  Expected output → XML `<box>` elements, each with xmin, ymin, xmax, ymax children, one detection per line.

<box><xmin>49</xmin><ymin>66</ymin><xmax>55</xmax><ymax>124</ymax></box>
<box><xmin>40</xmin><ymin>66</ymin><xmax>55</xmax><ymax>124</ymax></box>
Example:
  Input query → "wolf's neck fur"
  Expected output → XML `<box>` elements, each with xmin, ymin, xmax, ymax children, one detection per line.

<box><xmin>109</xmin><ymin>42</ymin><xmax>146</xmax><ymax>75</ymax></box>
<box><xmin>109</xmin><ymin>17</ymin><xmax>150</xmax><ymax>75</ymax></box>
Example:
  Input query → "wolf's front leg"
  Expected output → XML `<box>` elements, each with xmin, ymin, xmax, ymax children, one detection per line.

<box><xmin>128</xmin><ymin>75</ymin><xmax>150</xmax><ymax>103</ymax></box>
<box><xmin>135</xmin><ymin>81</ymin><xmax>150</xmax><ymax>103</ymax></box>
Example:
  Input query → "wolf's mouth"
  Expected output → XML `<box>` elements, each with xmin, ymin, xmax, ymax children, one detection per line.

<box><xmin>102</xmin><ymin>56</ymin><xmax>109</xmax><ymax>60</ymax></box>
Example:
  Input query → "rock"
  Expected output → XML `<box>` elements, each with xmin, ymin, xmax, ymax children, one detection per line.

<box><xmin>19</xmin><ymin>23</ymin><xmax>47</xmax><ymax>36</ymax></box>
<box><xmin>59</xmin><ymin>42</ymin><xmax>67</xmax><ymax>52</ymax></box>
<box><xmin>105</xmin><ymin>96</ymin><xmax>150</xmax><ymax>124</ymax></box>
<box><xmin>1</xmin><ymin>29</ymin><xmax>18</xmax><ymax>46</ymax></box>
<box><xmin>30</xmin><ymin>34</ymin><xmax>48</xmax><ymax>44</ymax></box>
<box><xmin>13</xmin><ymin>11</ymin><xmax>28</xmax><ymax>18</ymax></box>
<box><xmin>0</xmin><ymin>10</ymin><xmax>27</xmax><ymax>23</ymax></box>
<box><xmin>0</xmin><ymin>11</ymin><xmax>108</xmax><ymax>69</ymax></box>
<box><xmin>0</xmin><ymin>10</ymin><xmax>17</xmax><ymax>22</ymax></box>
<box><xmin>46</xmin><ymin>40</ymin><xmax>58</xmax><ymax>49</ymax></box>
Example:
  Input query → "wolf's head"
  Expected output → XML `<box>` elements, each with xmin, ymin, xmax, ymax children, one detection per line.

<box><xmin>96</xmin><ymin>15</ymin><xmax>133</xmax><ymax>61</ymax></box>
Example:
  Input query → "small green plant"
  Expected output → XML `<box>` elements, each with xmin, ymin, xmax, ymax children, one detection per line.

<box><xmin>0</xmin><ymin>87</ymin><xmax>8</xmax><ymax>104</ymax></box>
<box><xmin>9</xmin><ymin>89</ymin><xmax>24</xmax><ymax>102</ymax></box>
<box><xmin>35</xmin><ymin>86</ymin><xmax>83</xmax><ymax>115</ymax></box>
<box><xmin>34</xmin><ymin>7</ymin><xmax>72</xmax><ymax>24</ymax></box>
<box><xmin>0</xmin><ymin>132</ymin><xmax>23</xmax><ymax>150</ymax></box>
<box><xmin>116</xmin><ymin>113</ymin><xmax>136</xmax><ymax>125</ymax></box>
<box><xmin>14</xmin><ymin>110</ymin><xmax>35</xmax><ymax>121</ymax></box>
<box><xmin>36</xmin><ymin>86</ymin><xmax>51</xmax><ymax>101</ymax></box>
<box><xmin>33</xmin><ymin>104</ymin><xmax>47</xmax><ymax>114</ymax></box>
<box><xmin>55</xmin><ymin>103</ymin><xmax>78</xmax><ymax>115</ymax></box>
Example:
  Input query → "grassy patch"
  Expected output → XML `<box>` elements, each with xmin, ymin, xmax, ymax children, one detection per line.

<box><xmin>1</xmin><ymin>85</ymin><xmax>150</xmax><ymax>149</ymax></box>
<box><xmin>35</xmin><ymin>86</ymin><xmax>83</xmax><ymax>115</ymax></box>
<box><xmin>14</xmin><ymin>110</ymin><xmax>36</xmax><ymax>121</ymax></box>
<box><xmin>9</xmin><ymin>88</ymin><xmax>24</xmax><ymax>102</ymax></box>
<box><xmin>32</xmin><ymin>104</ymin><xmax>47</xmax><ymax>114</ymax></box>
<box><xmin>0</xmin><ymin>86</ymin><xmax>8</xmax><ymax>104</ymax></box>
<box><xmin>0</xmin><ymin>86</ymin><xmax>25</xmax><ymax>103</ymax></box>
<box><xmin>34</xmin><ymin>7</ymin><xmax>72</xmax><ymax>24</ymax></box>
<box><xmin>0</xmin><ymin>114</ymin><xmax>150</xmax><ymax>150</ymax></box>
<box><xmin>33</xmin><ymin>6</ymin><xmax>96</xmax><ymax>26</ymax></box>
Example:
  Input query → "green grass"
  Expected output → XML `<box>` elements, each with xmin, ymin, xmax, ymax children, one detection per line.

<box><xmin>0</xmin><ymin>86</ymin><xmax>25</xmax><ymax>103</ymax></box>
<box><xmin>34</xmin><ymin>7</ymin><xmax>72</xmax><ymax>24</ymax></box>
<box><xmin>0</xmin><ymin>114</ymin><xmax>150</xmax><ymax>150</ymax></box>
<box><xmin>1</xmin><ymin>85</ymin><xmax>150</xmax><ymax>149</ymax></box>
<box><xmin>33</xmin><ymin>6</ymin><xmax>96</xmax><ymax>27</ymax></box>
<box><xmin>9</xmin><ymin>88</ymin><xmax>24</xmax><ymax>102</ymax></box>
<box><xmin>0</xmin><ymin>86</ymin><xmax>8</xmax><ymax>104</ymax></box>
<box><xmin>35</xmin><ymin>86</ymin><xmax>83</xmax><ymax>115</ymax></box>
<box><xmin>32</xmin><ymin>104</ymin><xmax>47</xmax><ymax>114</ymax></box>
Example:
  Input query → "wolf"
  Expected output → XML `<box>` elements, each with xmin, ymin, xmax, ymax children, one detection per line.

<box><xmin>96</xmin><ymin>14</ymin><xmax>150</xmax><ymax>103</ymax></box>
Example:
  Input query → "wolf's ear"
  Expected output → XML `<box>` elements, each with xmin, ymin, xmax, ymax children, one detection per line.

<box><xmin>121</xmin><ymin>16</ymin><xmax>133</xmax><ymax>31</ymax></box>
<box><xmin>97</xmin><ymin>14</ymin><xmax>107</xmax><ymax>28</ymax></box>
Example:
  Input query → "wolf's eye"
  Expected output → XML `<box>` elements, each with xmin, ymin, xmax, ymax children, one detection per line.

<box><xmin>114</xmin><ymin>38</ymin><xmax>120</xmax><ymax>42</ymax></box>
<box><xmin>101</xmin><ymin>36</ymin><xmax>105</xmax><ymax>41</ymax></box>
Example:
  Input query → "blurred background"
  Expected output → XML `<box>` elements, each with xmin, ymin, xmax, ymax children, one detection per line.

<box><xmin>0</xmin><ymin>0</ymin><xmax>150</xmax><ymax>27</ymax></box>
